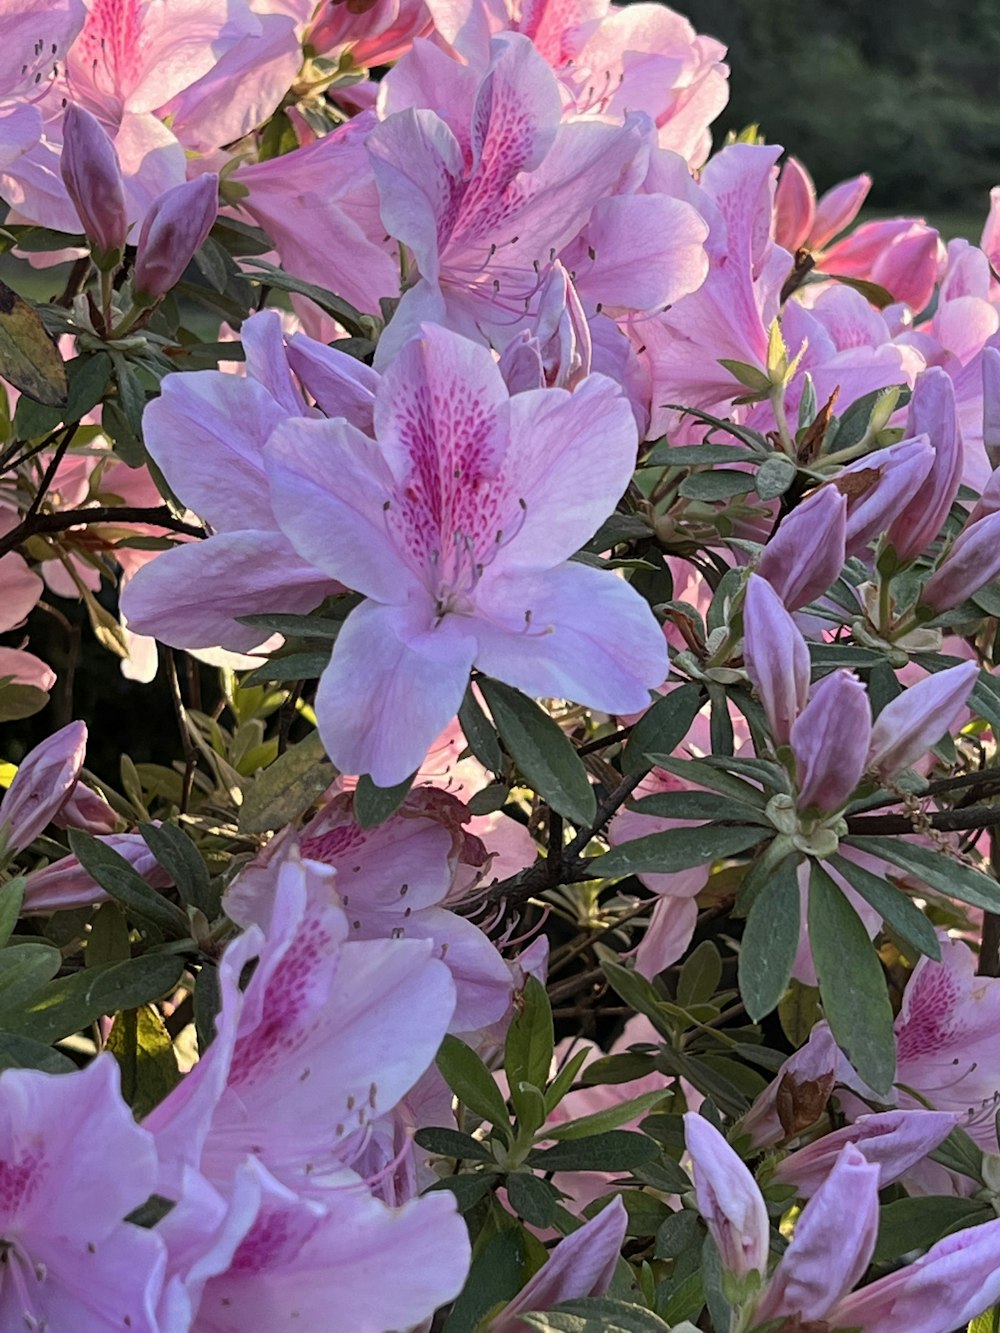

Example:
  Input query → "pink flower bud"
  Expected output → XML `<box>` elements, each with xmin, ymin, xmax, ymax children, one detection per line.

<box><xmin>810</xmin><ymin>172</ymin><xmax>871</xmax><ymax>250</ymax></box>
<box><xmin>684</xmin><ymin>1112</ymin><xmax>769</xmax><ymax>1279</ymax></box>
<box><xmin>774</xmin><ymin>156</ymin><xmax>815</xmax><ymax>252</ymax></box>
<box><xmin>791</xmin><ymin>670</ymin><xmax>871</xmax><ymax>813</ymax></box>
<box><xmin>867</xmin><ymin>660</ymin><xmax>978</xmax><ymax>780</ymax></box>
<box><xmin>60</xmin><ymin>105</ymin><xmax>127</xmax><ymax>266</ymax></box>
<box><xmin>969</xmin><ymin>465</ymin><xmax>1000</xmax><ymax>525</ymax></box>
<box><xmin>741</xmin><ymin>1024</ymin><xmax>839</xmax><ymax>1148</ymax></box>
<box><xmin>755</xmin><ymin>1145</ymin><xmax>880</xmax><ymax>1325</ymax></box>
<box><xmin>756</xmin><ymin>486</ymin><xmax>847</xmax><ymax>610</ymax></box>
<box><xmin>743</xmin><ymin>573</ymin><xmax>810</xmax><ymax>746</ymax></box>
<box><xmin>922</xmin><ymin>511</ymin><xmax>1000</xmax><ymax>613</ymax></box>
<box><xmin>887</xmin><ymin>368</ymin><xmax>963</xmax><ymax>562</ymax></box>
<box><xmin>870</xmin><ymin>224</ymin><xmax>943</xmax><ymax>313</ymax></box>
<box><xmin>773</xmin><ymin>1109</ymin><xmax>958</xmax><ymax>1197</ymax></box>
<box><xmin>839</xmin><ymin>436</ymin><xmax>935</xmax><ymax>556</ymax></box>
<box><xmin>0</xmin><ymin>721</ymin><xmax>87</xmax><ymax>856</ymax></box>
<box><xmin>133</xmin><ymin>173</ymin><xmax>219</xmax><ymax>304</ymax></box>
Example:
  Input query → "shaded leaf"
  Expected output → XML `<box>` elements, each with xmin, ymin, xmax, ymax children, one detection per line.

<box><xmin>593</xmin><ymin>824</ymin><xmax>767</xmax><ymax>879</ymax></box>
<box><xmin>354</xmin><ymin>771</ymin><xmax>414</xmax><ymax>829</ymax></box>
<box><xmin>237</xmin><ymin>730</ymin><xmax>334</xmax><ymax>834</ymax></box>
<box><xmin>68</xmin><ymin>830</ymin><xmax>190</xmax><ymax>937</ymax></box>
<box><xmin>0</xmin><ymin>281</ymin><xmax>67</xmax><ymax>405</ymax></box>
<box><xmin>739</xmin><ymin>855</ymin><xmax>801</xmax><ymax>1021</ymax></box>
<box><xmin>623</xmin><ymin>683</ymin><xmax>704</xmax><ymax>775</ymax></box>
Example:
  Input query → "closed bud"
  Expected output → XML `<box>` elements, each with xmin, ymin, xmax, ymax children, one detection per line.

<box><xmin>757</xmin><ymin>486</ymin><xmax>847</xmax><ymax>610</ymax></box>
<box><xmin>133</xmin><ymin>174</ymin><xmax>219</xmax><ymax>305</ymax></box>
<box><xmin>886</xmin><ymin>368</ymin><xmax>962</xmax><ymax>562</ymax></box>
<box><xmin>791</xmin><ymin>669</ymin><xmax>871</xmax><ymax>813</ymax></box>
<box><xmin>60</xmin><ymin>105</ymin><xmax>127</xmax><ymax>269</ymax></box>
<box><xmin>867</xmin><ymin>660</ymin><xmax>978</xmax><ymax>780</ymax></box>
<box><xmin>921</xmin><ymin>511</ymin><xmax>1000</xmax><ymax>613</ymax></box>
<box><xmin>742</xmin><ymin>573</ymin><xmax>810</xmax><ymax>746</ymax></box>
<box><xmin>982</xmin><ymin>346</ymin><xmax>1000</xmax><ymax>471</ymax></box>
<box><xmin>838</xmin><ymin>435</ymin><xmax>934</xmax><ymax>556</ymax></box>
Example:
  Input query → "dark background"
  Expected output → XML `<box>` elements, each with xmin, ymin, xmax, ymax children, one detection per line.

<box><xmin>685</xmin><ymin>0</ymin><xmax>1000</xmax><ymax>234</ymax></box>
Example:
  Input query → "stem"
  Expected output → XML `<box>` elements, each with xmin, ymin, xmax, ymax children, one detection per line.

<box><xmin>23</xmin><ymin>423</ymin><xmax>76</xmax><ymax>521</ymax></box>
<box><xmin>846</xmin><ymin>804</ymin><xmax>1000</xmax><ymax>836</ymax></box>
<box><xmin>0</xmin><ymin>505</ymin><xmax>204</xmax><ymax>561</ymax></box>
<box><xmin>769</xmin><ymin>384</ymin><xmax>796</xmax><ymax>457</ymax></box>
<box><xmin>100</xmin><ymin>267</ymin><xmax>113</xmax><ymax>334</ymax></box>
<box><xmin>980</xmin><ymin>829</ymin><xmax>1000</xmax><ymax>977</ymax></box>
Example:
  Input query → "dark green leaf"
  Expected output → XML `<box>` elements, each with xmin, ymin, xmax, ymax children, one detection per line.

<box><xmin>544</xmin><ymin>1090</ymin><xmax>668</xmax><ymax>1140</ymax></box>
<box><xmin>235</xmin><ymin>613</ymin><xmax>348</xmax><ymax>639</ymax></box>
<box><xmin>413</xmin><ymin>1127</ymin><xmax>494</xmax><ymax>1163</ymax></box>
<box><xmin>241</xmin><ymin>259</ymin><xmax>374</xmax><ymax>340</ymax></box>
<box><xmin>527</xmin><ymin>1130</ymin><xmax>658</xmax><ymax>1172</ymax></box>
<box><xmin>507</xmin><ymin>1171</ymin><xmax>560</xmax><ymax>1228</ymax></box>
<box><xmin>592</xmin><ymin>824</ymin><xmax>767</xmax><ymax>879</ymax></box>
<box><xmin>624</xmin><ymin>683</ymin><xmax>704</xmax><ymax>775</ymax></box>
<box><xmin>426</xmin><ymin>1171</ymin><xmax>496</xmax><ymax>1213</ymax></box>
<box><xmin>506</xmin><ymin>975</ymin><xmax>554</xmax><ymax>1097</ymax></box>
<box><xmin>0</xmin><ymin>954</ymin><xmax>186</xmax><ymax>1045</ymax></box>
<box><xmin>872</xmin><ymin>1195</ymin><xmax>989</xmax><ymax>1262</ymax></box>
<box><xmin>87</xmin><ymin>902</ymin><xmax>131</xmax><ymax>968</ymax></box>
<box><xmin>0</xmin><ymin>1032</ymin><xmax>75</xmax><ymax>1074</ymax></box>
<box><xmin>479</xmin><ymin>677</ymin><xmax>596</xmax><ymax>828</ymax></box>
<box><xmin>0</xmin><ymin>877</ymin><xmax>25</xmax><ymax>949</ymax></box>
<box><xmin>755</xmin><ymin>454</ymin><xmax>798</xmax><ymax>500</ymax></box>
<box><xmin>442</xmin><ymin>1225</ymin><xmax>530</xmax><ymax>1332</ymax></box>
<box><xmin>106</xmin><ymin>1003</ymin><xmax>182</xmax><ymax>1118</ymax></box>
<box><xmin>67</xmin><ymin>830</ymin><xmax>190</xmax><ymax>937</ymax></box>
<box><xmin>655</xmin><ymin>1210</ymin><xmax>702</xmax><ymax>1260</ymax></box>
<box><xmin>628</xmin><ymin>790</ymin><xmax>769</xmax><ymax>823</ymax></box>
<box><xmin>242</xmin><ymin>649</ymin><xmax>332</xmax><ymax>686</ymax></box>
<box><xmin>678</xmin><ymin>470</ymin><xmax>756</xmax><ymax>501</ymax></box>
<box><xmin>140</xmin><ymin>822</ymin><xmax>217</xmax><ymax>919</ymax></box>
<box><xmin>459</xmin><ymin>686</ymin><xmax>503</xmax><ymax>774</ymax></box>
<box><xmin>931</xmin><ymin>1126</ymin><xmax>984</xmax><ymax>1184</ymax></box>
<box><xmin>649</xmin><ymin>756</ymin><xmax>769</xmax><ymax>807</ymax></box>
<box><xmin>13</xmin><ymin>352</ymin><xmax>111</xmax><ymax>437</ymax></box>
<box><xmin>237</xmin><ymin>731</ymin><xmax>334</xmax><ymax>834</ymax></box>
<box><xmin>843</xmin><ymin>836</ymin><xmax>1000</xmax><ymax>914</ymax></box>
<box><xmin>0</xmin><ymin>943</ymin><xmax>61</xmax><ymax>1009</ymax></box>
<box><xmin>0</xmin><ymin>281</ymin><xmax>67</xmax><ymax>405</ymax></box>
<box><xmin>194</xmin><ymin>963</ymin><xmax>220</xmax><ymax>1054</ymax></box>
<box><xmin>0</xmin><ymin>681</ymin><xmax>50</xmax><ymax>722</ymax></box>
<box><xmin>739</xmin><ymin>855</ymin><xmax>802</xmax><ymax>1020</ymax></box>
<box><xmin>827</xmin><ymin>852</ymin><xmax>940</xmax><ymax>961</ymax></box>
<box><xmin>354</xmin><ymin>772</ymin><xmax>415</xmax><ymax>829</ymax></box>
<box><xmin>677</xmin><ymin>940</ymin><xmax>723</xmax><ymax>1008</ymax></box>
<box><xmin>437</xmin><ymin>1034</ymin><xmax>511</xmax><ymax>1137</ymax></box>
<box><xmin>646</xmin><ymin>442</ymin><xmax>758</xmax><ymax>467</ymax></box>
<box><xmin>808</xmin><ymin>862</ymin><xmax>895</xmax><ymax>1095</ymax></box>
<box><xmin>580</xmin><ymin>1053</ymin><xmax>657</xmax><ymax>1087</ymax></box>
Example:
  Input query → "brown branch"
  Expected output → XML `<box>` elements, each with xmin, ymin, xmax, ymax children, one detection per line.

<box><xmin>0</xmin><ymin>505</ymin><xmax>204</xmax><ymax>560</ymax></box>
<box><xmin>846</xmin><ymin>804</ymin><xmax>1000</xmax><ymax>836</ymax></box>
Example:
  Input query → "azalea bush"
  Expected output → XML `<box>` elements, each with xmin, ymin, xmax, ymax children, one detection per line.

<box><xmin>3</xmin><ymin>1</ymin><xmax>1000</xmax><ymax>1331</ymax></box>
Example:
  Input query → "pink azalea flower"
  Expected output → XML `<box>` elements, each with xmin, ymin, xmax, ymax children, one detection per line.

<box><xmin>0</xmin><ymin>1056</ymin><xmax>166</xmax><ymax>1331</ymax></box>
<box><xmin>120</xmin><ymin>310</ymin><xmax>357</xmax><ymax>653</ymax></box>
<box><xmin>774</xmin><ymin>155</ymin><xmax>871</xmax><ymax>254</ymax></box>
<box><xmin>20</xmin><ymin>830</ymin><xmax>170</xmax><ymax>913</ymax></box>
<box><xmin>266</xmin><ymin>323</ymin><xmax>667</xmax><ymax>785</ymax></box>
<box><xmin>0</xmin><ymin>0</ymin><xmax>85</xmax><ymax>171</ymax></box>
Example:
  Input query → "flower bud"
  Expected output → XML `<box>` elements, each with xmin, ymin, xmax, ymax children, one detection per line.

<box><xmin>757</xmin><ymin>486</ymin><xmax>847</xmax><ymax>610</ymax></box>
<box><xmin>791</xmin><ymin>669</ymin><xmax>871</xmax><ymax>813</ymax></box>
<box><xmin>133</xmin><ymin>174</ymin><xmax>219</xmax><ymax>304</ymax></box>
<box><xmin>921</xmin><ymin>511</ymin><xmax>1000</xmax><ymax>613</ymax></box>
<box><xmin>886</xmin><ymin>368</ymin><xmax>962</xmax><ymax>562</ymax></box>
<box><xmin>867</xmin><ymin>660</ymin><xmax>978</xmax><ymax>780</ymax></box>
<box><xmin>774</xmin><ymin>156</ymin><xmax>815</xmax><ymax>253</ymax></box>
<box><xmin>0</xmin><ymin>721</ymin><xmax>87</xmax><ymax>856</ymax></box>
<box><xmin>810</xmin><ymin>172</ymin><xmax>870</xmax><ymax>251</ymax></box>
<box><xmin>838</xmin><ymin>436</ymin><xmax>934</xmax><ymax>556</ymax></box>
<box><xmin>60</xmin><ymin>105</ymin><xmax>127</xmax><ymax>269</ymax></box>
<box><xmin>684</xmin><ymin>1112</ymin><xmax>769</xmax><ymax>1279</ymax></box>
<box><xmin>982</xmin><ymin>345</ymin><xmax>1000</xmax><ymax>472</ymax></box>
<box><xmin>742</xmin><ymin>573</ymin><xmax>810</xmax><ymax>746</ymax></box>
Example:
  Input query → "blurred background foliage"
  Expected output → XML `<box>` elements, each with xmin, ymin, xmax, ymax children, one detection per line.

<box><xmin>687</xmin><ymin>0</ymin><xmax>1000</xmax><ymax>236</ymax></box>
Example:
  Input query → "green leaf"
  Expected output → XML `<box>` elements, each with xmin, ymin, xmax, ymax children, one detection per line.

<box><xmin>13</xmin><ymin>352</ymin><xmax>111</xmax><ymax>437</ymax></box>
<box><xmin>970</xmin><ymin>1307</ymin><xmax>1000</xmax><ymax>1333</ymax></box>
<box><xmin>67</xmin><ymin>830</ymin><xmax>190</xmax><ymax>938</ymax></box>
<box><xmin>645</xmin><ymin>442</ymin><xmax>759</xmax><ymax>467</ymax></box>
<box><xmin>0</xmin><ymin>681</ymin><xmax>49</xmax><ymax>722</ymax></box>
<box><xmin>506</xmin><ymin>975</ymin><xmax>554</xmax><ymax>1097</ymax></box>
<box><xmin>931</xmin><ymin>1126</ymin><xmax>984</xmax><ymax>1185</ymax></box>
<box><xmin>623</xmin><ymin>683</ymin><xmax>704</xmax><ymax>775</ymax></box>
<box><xmin>872</xmin><ymin>1195</ymin><xmax>989</xmax><ymax>1263</ymax></box>
<box><xmin>678</xmin><ymin>470</ymin><xmax>756</xmax><ymax>501</ymax></box>
<box><xmin>739</xmin><ymin>855</ymin><xmax>802</xmax><ymax>1021</ymax></box>
<box><xmin>459</xmin><ymin>686</ymin><xmax>503</xmax><ymax>774</ymax></box>
<box><xmin>106</xmin><ymin>1003</ymin><xmax>182</xmax><ymax>1119</ymax></box>
<box><xmin>827</xmin><ymin>852</ymin><xmax>940</xmax><ymax>961</ymax></box>
<box><xmin>843</xmin><ymin>836</ymin><xmax>1000</xmax><ymax>914</ymax></box>
<box><xmin>241</xmin><ymin>258</ymin><xmax>375</xmax><ymax>340</ymax></box>
<box><xmin>808</xmin><ymin>861</ymin><xmax>895</xmax><ymax>1095</ymax></box>
<box><xmin>426</xmin><ymin>1171</ymin><xmax>496</xmax><ymax>1213</ymax></box>
<box><xmin>234</xmin><ymin>613</ymin><xmax>347</xmax><ymax>639</ymax></box>
<box><xmin>677</xmin><ymin>940</ymin><xmax>723</xmax><ymax>1009</ymax></box>
<box><xmin>0</xmin><ymin>954</ymin><xmax>186</xmax><ymax>1045</ymax></box>
<box><xmin>542</xmin><ymin>1090</ymin><xmax>668</xmax><ymax>1141</ymax></box>
<box><xmin>580</xmin><ymin>1053</ymin><xmax>657</xmax><ymax>1087</ymax></box>
<box><xmin>545</xmin><ymin>1047</ymin><xmax>593</xmax><ymax>1114</ymax></box>
<box><xmin>194</xmin><ymin>963</ymin><xmax>221</xmax><ymax>1054</ymax></box>
<box><xmin>0</xmin><ymin>943</ymin><xmax>61</xmax><ymax>1009</ymax></box>
<box><xmin>755</xmin><ymin>454</ymin><xmax>798</xmax><ymax>500</ymax></box>
<box><xmin>413</xmin><ymin>1127</ymin><xmax>494</xmax><ymax>1163</ymax></box>
<box><xmin>655</xmin><ymin>1210</ymin><xmax>702</xmax><ymax>1260</ymax></box>
<box><xmin>354</xmin><ymin>772</ymin><xmax>415</xmax><ymax>828</ymax></box>
<box><xmin>0</xmin><ymin>280</ymin><xmax>67</xmax><ymax>405</ymax></box>
<box><xmin>479</xmin><ymin>677</ymin><xmax>596</xmax><ymax>828</ymax></box>
<box><xmin>442</xmin><ymin>1225</ymin><xmax>531</xmax><ymax>1333</ymax></box>
<box><xmin>437</xmin><ymin>1034</ymin><xmax>512</xmax><ymax>1138</ymax></box>
<box><xmin>628</xmin><ymin>791</ymin><xmax>769</xmax><ymax>823</ymax></box>
<box><xmin>242</xmin><ymin>649</ymin><xmax>332</xmax><ymax>686</ymax></box>
<box><xmin>0</xmin><ymin>877</ymin><xmax>25</xmax><ymax>948</ymax></box>
<box><xmin>507</xmin><ymin>1170</ymin><xmax>560</xmax><ymax>1228</ymax></box>
<box><xmin>527</xmin><ymin>1130</ymin><xmax>658</xmax><ymax>1172</ymax></box>
<box><xmin>522</xmin><ymin>1301</ymin><xmax>672</xmax><ymax>1332</ymax></box>
<box><xmin>658</xmin><ymin>1269</ymin><xmax>705</xmax><ymax>1326</ymax></box>
<box><xmin>592</xmin><ymin>824</ymin><xmax>767</xmax><ymax>879</ymax></box>
<box><xmin>778</xmin><ymin>979</ymin><xmax>822</xmax><ymax>1048</ymax></box>
<box><xmin>87</xmin><ymin>901</ymin><xmax>132</xmax><ymax>968</ymax></box>
<box><xmin>648</xmin><ymin>756</ymin><xmax>769</xmax><ymax>808</ymax></box>
<box><xmin>140</xmin><ymin>823</ymin><xmax>217</xmax><ymax>919</ymax></box>
<box><xmin>0</xmin><ymin>1033</ymin><xmax>75</xmax><ymax>1074</ymax></box>
<box><xmin>237</xmin><ymin>730</ymin><xmax>335</xmax><ymax>834</ymax></box>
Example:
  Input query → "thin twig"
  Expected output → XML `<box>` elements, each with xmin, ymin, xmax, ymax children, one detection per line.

<box><xmin>24</xmin><ymin>423</ymin><xmax>76</xmax><ymax>521</ymax></box>
<box><xmin>0</xmin><ymin>505</ymin><xmax>204</xmax><ymax>560</ymax></box>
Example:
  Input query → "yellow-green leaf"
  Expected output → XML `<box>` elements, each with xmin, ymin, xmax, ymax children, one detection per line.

<box><xmin>0</xmin><ymin>281</ymin><xmax>68</xmax><ymax>406</ymax></box>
